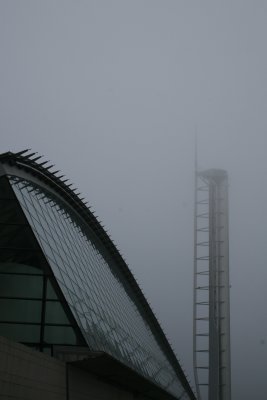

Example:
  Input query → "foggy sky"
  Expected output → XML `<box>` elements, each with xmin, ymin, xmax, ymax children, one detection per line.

<box><xmin>0</xmin><ymin>1</ymin><xmax>267</xmax><ymax>398</ymax></box>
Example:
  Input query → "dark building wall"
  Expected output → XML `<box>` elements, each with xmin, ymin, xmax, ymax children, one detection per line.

<box><xmin>0</xmin><ymin>336</ymin><xmax>150</xmax><ymax>400</ymax></box>
<box><xmin>68</xmin><ymin>365</ymin><xmax>136</xmax><ymax>400</ymax></box>
<box><xmin>0</xmin><ymin>336</ymin><xmax>66</xmax><ymax>400</ymax></box>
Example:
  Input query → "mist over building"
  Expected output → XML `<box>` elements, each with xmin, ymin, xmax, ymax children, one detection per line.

<box><xmin>0</xmin><ymin>2</ymin><xmax>267</xmax><ymax>398</ymax></box>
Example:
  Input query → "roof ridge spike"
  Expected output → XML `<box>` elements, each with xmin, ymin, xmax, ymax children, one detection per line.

<box><xmin>23</xmin><ymin>152</ymin><xmax>37</xmax><ymax>159</ymax></box>
<box><xmin>15</xmin><ymin>149</ymin><xmax>31</xmax><ymax>157</ymax></box>
<box><xmin>31</xmin><ymin>155</ymin><xmax>43</xmax><ymax>162</ymax></box>
<box><xmin>38</xmin><ymin>160</ymin><xmax>49</xmax><ymax>167</ymax></box>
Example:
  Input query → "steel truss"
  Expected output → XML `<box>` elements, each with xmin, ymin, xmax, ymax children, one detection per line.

<box><xmin>193</xmin><ymin>169</ymin><xmax>231</xmax><ymax>400</ymax></box>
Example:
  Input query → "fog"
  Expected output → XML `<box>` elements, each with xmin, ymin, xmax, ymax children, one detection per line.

<box><xmin>0</xmin><ymin>1</ymin><xmax>267</xmax><ymax>398</ymax></box>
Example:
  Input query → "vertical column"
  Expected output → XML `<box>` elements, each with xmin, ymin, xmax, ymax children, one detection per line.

<box><xmin>208</xmin><ymin>178</ymin><xmax>220</xmax><ymax>400</ymax></box>
<box><xmin>194</xmin><ymin>169</ymin><xmax>231</xmax><ymax>400</ymax></box>
<box><xmin>217</xmin><ymin>174</ymin><xmax>231</xmax><ymax>400</ymax></box>
<box><xmin>204</xmin><ymin>170</ymin><xmax>231</xmax><ymax>400</ymax></box>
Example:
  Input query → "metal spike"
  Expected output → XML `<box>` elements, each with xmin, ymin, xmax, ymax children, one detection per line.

<box><xmin>44</xmin><ymin>199</ymin><xmax>54</xmax><ymax>205</ymax></box>
<box><xmin>39</xmin><ymin>160</ymin><xmax>49</xmax><ymax>167</ymax></box>
<box><xmin>24</xmin><ymin>152</ymin><xmax>37</xmax><ymax>159</ymax></box>
<box><xmin>20</xmin><ymin>184</ymin><xmax>30</xmax><ymax>191</ymax></box>
<box><xmin>51</xmin><ymin>170</ymin><xmax>60</xmax><ymax>175</ymax></box>
<box><xmin>15</xmin><ymin>149</ymin><xmax>31</xmax><ymax>156</ymax></box>
<box><xmin>57</xmin><ymin>175</ymin><xmax>65</xmax><ymax>179</ymax></box>
<box><xmin>45</xmin><ymin>164</ymin><xmax>54</xmax><ymax>170</ymax></box>
<box><xmin>31</xmin><ymin>155</ymin><xmax>43</xmax><ymax>162</ymax></box>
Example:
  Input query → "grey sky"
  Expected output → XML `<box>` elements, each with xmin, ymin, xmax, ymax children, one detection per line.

<box><xmin>1</xmin><ymin>1</ymin><xmax>267</xmax><ymax>398</ymax></box>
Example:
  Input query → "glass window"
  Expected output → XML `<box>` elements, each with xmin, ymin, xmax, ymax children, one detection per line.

<box><xmin>0</xmin><ymin>262</ymin><xmax>43</xmax><ymax>275</ymax></box>
<box><xmin>0</xmin><ymin>224</ymin><xmax>39</xmax><ymax>249</ymax></box>
<box><xmin>0</xmin><ymin>274</ymin><xmax>43</xmax><ymax>299</ymax></box>
<box><xmin>0</xmin><ymin>199</ymin><xmax>26</xmax><ymax>224</ymax></box>
<box><xmin>44</xmin><ymin>326</ymin><xmax>77</xmax><ymax>344</ymax></box>
<box><xmin>45</xmin><ymin>301</ymin><xmax>70</xmax><ymax>324</ymax></box>
<box><xmin>0</xmin><ymin>323</ymin><xmax>40</xmax><ymax>342</ymax></box>
<box><xmin>0</xmin><ymin>177</ymin><xmax>16</xmax><ymax>199</ymax></box>
<box><xmin>0</xmin><ymin>299</ymin><xmax>42</xmax><ymax>323</ymax></box>
<box><xmin>46</xmin><ymin>281</ymin><xmax>58</xmax><ymax>300</ymax></box>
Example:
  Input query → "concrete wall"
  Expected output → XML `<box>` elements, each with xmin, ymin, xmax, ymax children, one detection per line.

<box><xmin>0</xmin><ymin>336</ymin><xmax>66</xmax><ymax>400</ymax></box>
<box><xmin>0</xmin><ymin>337</ymin><xmax>147</xmax><ymax>400</ymax></box>
<box><xmin>68</xmin><ymin>364</ymin><xmax>135</xmax><ymax>400</ymax></box>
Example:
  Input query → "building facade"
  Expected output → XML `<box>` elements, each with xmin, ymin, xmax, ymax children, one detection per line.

<box><xmin>0</xmin><ymin>150</ymin><xmax>195</xmax><ymax>400</ymax></box>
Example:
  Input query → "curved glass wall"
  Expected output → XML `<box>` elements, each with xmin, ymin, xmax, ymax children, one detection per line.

<box><xmin>7</xmin><ymin>176</ymin><xmax>189</xmax><ymax>399</ymax></box>
<box><xmin>0</xmin><ymin>177</ymin><xmax>83</xmax><ymax>353</ymax></box>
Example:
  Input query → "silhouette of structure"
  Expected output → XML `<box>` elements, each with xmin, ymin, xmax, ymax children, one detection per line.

<box><xmin>0</xmin><ymin>150</ymin><xmax>195</xmax><ymax>400</ymax></box>
<box><xmin>193</xmin><ymin>169</ymin><xmax>231</xmax><ymax>400</ymax></box>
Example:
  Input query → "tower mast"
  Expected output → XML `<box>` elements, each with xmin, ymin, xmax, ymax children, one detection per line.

<box><xmin>194</xmin><ymin>168</ymin><xmax>231</xmax><ymax>400</ymax></box>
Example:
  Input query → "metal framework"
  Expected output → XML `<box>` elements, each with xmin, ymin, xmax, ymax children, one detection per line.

<box><xmin>0</xmin><ymin>150</ymin><xmax>196</xmax><ymax>400</ymax></box>
<box><xmin>193</xmin><ymin>169</ymin><xmax>231</xmax><ymax>400</ymax></box>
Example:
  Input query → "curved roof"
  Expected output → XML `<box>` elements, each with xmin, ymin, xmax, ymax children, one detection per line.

<box><xmin>0</xmin><ymin>149</ymin><xmax>195</xmax><ymax>399</ymax></box>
